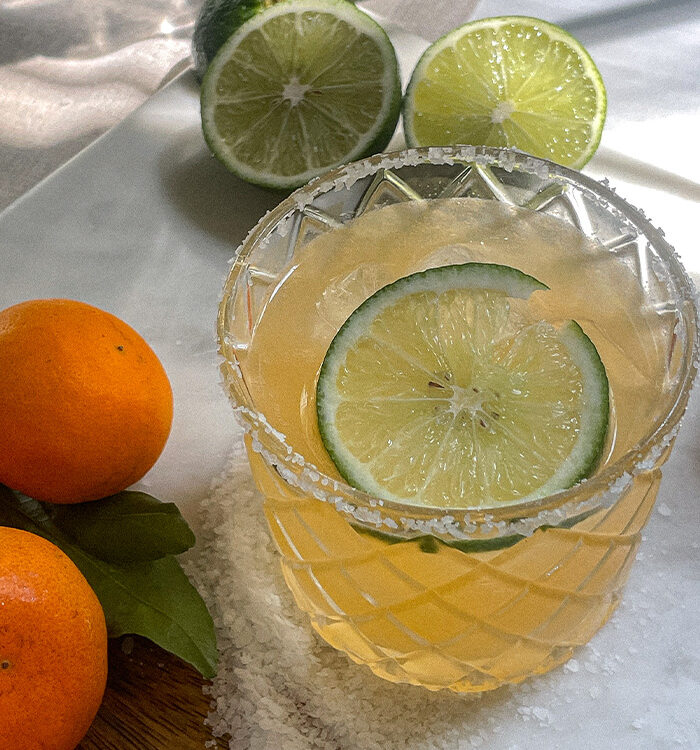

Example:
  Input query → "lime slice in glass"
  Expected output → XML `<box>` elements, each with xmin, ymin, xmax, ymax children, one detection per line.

<box><xmin>200</xmin><ymin>0</ymin><xmax>401</xmax><ymax>190</ymax></box>
<box><xmin>403</xmin><ymin>16</ymin><xmax>607</xmax><ymax>168</ymax></box>
<box><xmin>316</xmin><ymin>263</ymin><xmax>609</xmax><ymax>508</ymax></box>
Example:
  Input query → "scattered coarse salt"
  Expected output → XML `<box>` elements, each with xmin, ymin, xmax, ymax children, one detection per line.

<box><xmin>657</xmin><ymin>502</ymin><xmax>672</xmax><ymax>517</ymax></box>
<box><xmin>531</xmin><ymin>707</ymin><xmax>553</xmax><ymax>726</ymax></box>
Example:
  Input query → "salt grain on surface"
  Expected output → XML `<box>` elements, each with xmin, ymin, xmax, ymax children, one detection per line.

<box><xmin>531</xmin><ymin>707</ymin><xmax>553</xmax><ymax>726</ymax></box>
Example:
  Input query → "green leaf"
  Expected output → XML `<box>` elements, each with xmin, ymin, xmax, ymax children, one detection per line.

<box><xmin>73</xmin><ymin>552</ymin><xmax>218</xmax><ymax>679</ymax></box>
<box><xmin>48</xmin><ymin>491</ymin><xmax>196</xmax><ymax>563</ymax></box>
<box><xmin>0</xmin><ymin>487</ymin><xmax>218</xmax><ymax>679</ymax></box>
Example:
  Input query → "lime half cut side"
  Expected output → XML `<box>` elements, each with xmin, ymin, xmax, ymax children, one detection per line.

<box><xmin>316</xmin><ymin>263</ymin><xmax>610</xmax><ymax>509</ymax></box>
<box><xmin>403</xmin><ymin>16</ymin><xmax>607</xmax><ymax>168</ymax></box>
<box><xmin>200</xmin><ymin>0</ymin><xmax>401</xmax><ymax>190</ymax></box>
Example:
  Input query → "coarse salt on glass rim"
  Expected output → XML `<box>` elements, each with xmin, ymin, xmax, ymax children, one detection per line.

<box><xmin>217</xmin><ymin>145</ymin><xmax>699</xmax><ymax>545</ymax></box>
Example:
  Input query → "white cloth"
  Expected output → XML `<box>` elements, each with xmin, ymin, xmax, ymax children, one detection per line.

<box><xmin>361</xmin><ymin>0</ymin><xmax>480</xmax><ymax>39</ymax></box>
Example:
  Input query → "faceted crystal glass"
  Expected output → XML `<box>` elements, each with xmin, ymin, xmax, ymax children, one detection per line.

<box><xmin>218</xmin><ymin>146</ymin><xmax>698</xmax><ymax>692</ymax></box>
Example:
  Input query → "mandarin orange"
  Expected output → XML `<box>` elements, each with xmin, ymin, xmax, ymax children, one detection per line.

<box><xmin>0</xmin><ymin>299</ymin><xmax>173</xmax><ymax>503</ymax></box>
<box><xmin>0</xmin><ymin>526</ymin><xmax>108</xmax><ymax>749</ymax></box>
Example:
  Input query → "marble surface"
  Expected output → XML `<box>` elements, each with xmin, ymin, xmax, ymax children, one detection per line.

<box><xmin>1</xmin><ymin>2</ymin><xmax>698</xmax><ymax>747</ymax></box>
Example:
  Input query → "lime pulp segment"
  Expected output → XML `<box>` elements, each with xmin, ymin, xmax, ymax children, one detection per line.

<box><xmin>316</xmin><ymin>263</ymin><xmax>609</xmax><ymax>508</ymax></box>
<box><xmin>200</xmin><ymin>0</ymin><xmax>401</xmax><ymax>189</ymax></box>
<box><xmin>403</xmin><ymin>16</ymin><xmax>607</xmax><ymax>168</ymax></box>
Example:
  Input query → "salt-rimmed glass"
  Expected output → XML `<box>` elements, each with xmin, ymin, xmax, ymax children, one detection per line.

<box><xmin>217</xmin><ymin>146</ymin><xmax>698</xmax><ymax>692</ymax></box>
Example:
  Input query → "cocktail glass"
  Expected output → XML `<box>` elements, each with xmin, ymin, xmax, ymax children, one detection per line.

<box><xmin>217</xmin><ymin>146</ymin><xmax>698</xmax><ymax>692</ymax></box>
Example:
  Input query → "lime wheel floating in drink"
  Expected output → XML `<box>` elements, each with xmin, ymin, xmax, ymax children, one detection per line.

<box><xmin>316</xmin><ymin>262</ymin><xmax>610</xmax><ymax>508</ymax></box>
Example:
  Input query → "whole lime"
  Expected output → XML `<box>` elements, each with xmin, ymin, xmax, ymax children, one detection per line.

<box><xmin>192</xmin><ymin>0</ymin><xmax>275</xmax><ymax>80</ymax></box>
<box><xmin>192</xmin><ymin>0</ymin><xmax>360</xmax><ymax>79</ymax></box>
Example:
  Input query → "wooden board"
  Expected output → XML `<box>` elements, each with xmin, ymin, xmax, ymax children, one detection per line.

<box><xmin>78</xmin><ymin>636</ymin><xmax>229</xmax><ymax>749</ymax></box>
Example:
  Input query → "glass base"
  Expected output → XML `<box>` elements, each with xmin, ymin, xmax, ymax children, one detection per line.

<box><xmin>247</xmin><ymin>438</ymin><xmax>660</xmax><ymax>692</ymax></box>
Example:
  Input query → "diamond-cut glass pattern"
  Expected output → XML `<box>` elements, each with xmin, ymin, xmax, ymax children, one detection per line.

<box><xmin>270</xmin><ymin>469</ymin><xmax>657</xmax><ymax>691</ymax></box>
<box><xmin>218</xmin><ymin>147</ymin><xmax>698</xmax><ymax>692</ymax></box>
<box><xmin>224</xmin><ymin>154</ymin><xmax>678</xmax><ymax>355</ymax></box>
<box><xmin>262</xmin><ymin>465</ymin><xmax>660</xmax><ymax>691</ymax></box>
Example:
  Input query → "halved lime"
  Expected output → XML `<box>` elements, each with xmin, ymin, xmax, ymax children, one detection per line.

<box><xmin>403</xmin><ymin>16</ymin><xmax>607</xmax><ymax>168</ymax></box>
<box><xmin>200</xmin><ymin>0</ymin><xmax>401</xmax><ymax>190</ymax></box>
<box><xmin>316</xmin><ymin>263</ymin><xmax>609</xmax><ymax>508</ymax></box>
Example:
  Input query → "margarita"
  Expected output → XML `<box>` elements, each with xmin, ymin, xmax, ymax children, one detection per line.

<box><xmin>218</xmin><ymin>149</ymin><xmax>696</xmax><ymax>691</ymax></box>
